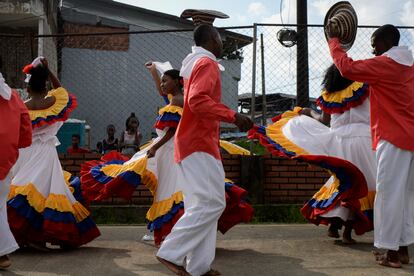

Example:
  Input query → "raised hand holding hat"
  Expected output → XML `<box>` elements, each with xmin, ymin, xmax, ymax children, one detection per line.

<box><xmin>324</xmin><ymin>1</ymin><xmax>358</xmax><ymax>51</ymax></box>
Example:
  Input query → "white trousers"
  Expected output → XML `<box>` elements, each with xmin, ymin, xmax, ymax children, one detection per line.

<box><xmin>0</xmin><ymin>173</ymin><xmax>19</xmax><ymax>256</ymax></box>
<box><xmin>374</xmin><ymin>140</ymin><xmax>414</xmax><ymax>250</ymax></box>
<box><xmin>156</xmin><ymin>152</ymin><xmax>226</xmax><ymax>276</ymax></box>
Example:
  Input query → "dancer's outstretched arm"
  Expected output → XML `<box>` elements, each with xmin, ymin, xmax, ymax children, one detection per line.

<box><xmin>145</xmin><ymin>61</ymin><xmax>163</xmax><ymax>97</ymax></box>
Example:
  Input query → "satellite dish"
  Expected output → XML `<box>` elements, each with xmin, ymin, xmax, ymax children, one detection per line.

<box><xmin>277</xmin><ymin>28</ymin><xmax>297</xmax><ymax>48</ymax></box>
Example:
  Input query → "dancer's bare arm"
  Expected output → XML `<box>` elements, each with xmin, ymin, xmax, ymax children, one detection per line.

<box><xmin>145</xmin><ymin>61</ymin><xmax>163</xmax><ymax>97</ymax></box>
<box><xmin>41</xmin><ymin>58</ymin><xmax>61</xmax><ymax>89</ymax></box>
<box><xmin>147</xmin><ymin>128</ymin><xmax>176</xmax><ymax>158</ymax></box>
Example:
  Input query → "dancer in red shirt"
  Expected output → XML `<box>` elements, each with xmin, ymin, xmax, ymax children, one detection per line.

<box><xmin>327</xmin><ymin>23</ymin><xmax>414</xmax><ymax>268</ymax></box>
<box><xmin>156</xmin><ymin>25</ymin><xmax>253</xmax><ymax>276</ymax></box>
<box><xmin>0</xmin><ymin>72</ymin><xmax>32</xmax><ymax>269</ymax></box>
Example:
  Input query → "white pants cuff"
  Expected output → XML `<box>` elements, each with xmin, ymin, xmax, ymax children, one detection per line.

<box><xmin>0</xmin><ymin>173</ymin><xmax>19</xmax><ymax>256</ymax></box>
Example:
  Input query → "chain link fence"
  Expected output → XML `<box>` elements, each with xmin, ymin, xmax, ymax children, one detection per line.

<box><xmin>245</xmin><ymin>24</ymin><xmax>414</xmax><ymax>124</ymax></box>
<box><xmin>1</xmin><ymin>24</ymin><xmax>413</xmax><ymax>151</ymax></box>
<box><xmin>40</xmin><ymin>26</ymin><xmax>254</xmax><ymax>150</ymax></box>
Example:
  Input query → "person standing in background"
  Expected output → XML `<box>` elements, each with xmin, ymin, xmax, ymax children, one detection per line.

<box><xmin>119</xmin><ymin>113</ymin><xmax>142</xmax><ymax>156</ymax></box>
<box><xmin>101</xmin><ymin>124</ymin><xmax>119</xmax><ymax>154</ymax></box>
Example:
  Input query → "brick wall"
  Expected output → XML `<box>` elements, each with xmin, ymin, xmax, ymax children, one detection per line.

<box><xmin>222</xmin><ymin>153</ymin><xmax>242</xmax><ymax>183</ymax></box>
<box><xmin>62</xmin><ymin>23</ymin><xmax>129</xmax><ymax>51</ymax></box>
<box><xmin>60</xmin><ymin>153</ymin><xmax>329</xmax><ymax>205</ymax></box>
<box><xmin>262</xmin><ymin>155</ymin><xmax>329</xmax><ymax>204</ymax></box>
<box><xmin>60</xmin><ymin>153</ymin><xmax>152</xmax><ymax>205</ymax></box>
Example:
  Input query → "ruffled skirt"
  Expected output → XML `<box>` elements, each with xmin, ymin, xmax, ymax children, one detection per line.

<box><xmin>7</xmin><ymin>139</ymin><xmax>100</xmax><ymax>247</ymax></box>
<box><xmin>249</xmin><ymin>108</ymin><xmax>375</xmax><ymax>234</ymax></box>
<box><xmin>81</xmin><ymin>138</ymin><xmax>253</xmax><ymax>246</ymax></box>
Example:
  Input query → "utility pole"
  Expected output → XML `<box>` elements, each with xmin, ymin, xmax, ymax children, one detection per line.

<box><xmin>296</xmin><ymin>0</ymin><xmax>309</xmax><ymax>107</ymax></box>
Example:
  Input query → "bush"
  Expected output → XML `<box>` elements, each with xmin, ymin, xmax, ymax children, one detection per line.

<box><xmin>233</xmin><ymin>139</ymin><xmax>267</xmax><ymax>155</ymax></box>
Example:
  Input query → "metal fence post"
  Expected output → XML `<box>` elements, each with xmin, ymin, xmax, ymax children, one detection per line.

<box><xmin>250</xmin><ymin>23</ymin><xmax>258</xmax><ymax>152</ymax></box>
<box><xmin>296</xmin><ymin>0</ymin><xmax>310</xmax><ymax>107</ymax></box>
<box><xmin>260</xmin><ymin>33</ymin><xmax>266</xmax><ymax>125</ymax></box>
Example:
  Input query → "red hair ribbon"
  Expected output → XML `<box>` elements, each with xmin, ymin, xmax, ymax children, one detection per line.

<box><xmin>22</xmin><ymin>64</ymin><xmax>33</xmax><ymax>74</ymax></box>
<box><xmin>179</xmin><ymin>78</ymin><xmax>184</xmax><ymax>85</ymax></box>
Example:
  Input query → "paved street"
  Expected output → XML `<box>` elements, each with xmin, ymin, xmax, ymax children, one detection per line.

<box><xmin>2</xmin><ymin>224</ymin><xmax>414</xmax><ymax>275</ymax></box>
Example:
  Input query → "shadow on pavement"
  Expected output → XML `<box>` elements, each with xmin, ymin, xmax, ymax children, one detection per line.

<box><xmin>333</xmin><ymin>240</ymin><xmax>374</xmax><ymax>252</ymax></box>
<box><xmin>2</xmin><ymin>246</ymin><xmax>136</xmax><ymax>276</ymax></box>
<box><xmin>214</xmin><ymin>248</ymin><xmax>328</xmax><ymax>276</ymax></box>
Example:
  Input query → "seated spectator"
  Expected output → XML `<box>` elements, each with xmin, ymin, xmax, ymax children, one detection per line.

<box><xmin>67</xmin><ymin>134</ymin><xmax>90</xmax><ymax>154</ymax></box>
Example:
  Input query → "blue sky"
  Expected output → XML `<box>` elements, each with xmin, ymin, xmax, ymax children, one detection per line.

<box><xmin>116</xmin><ymin>0</ymin><xmax>414</xmax><ymax>27</ymax></box>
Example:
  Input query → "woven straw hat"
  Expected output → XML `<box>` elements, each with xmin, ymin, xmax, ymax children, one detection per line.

<box><xmin>181</xmin><ymin>9</ymin><xmax>229</xmax><ymax>26</ymax></box>
<box><xmin>324</xmin><ymin>1</ymin><xmax>358</xmax><ymax>51</ymax></box>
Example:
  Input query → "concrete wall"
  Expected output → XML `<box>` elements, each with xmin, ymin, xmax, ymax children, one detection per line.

<box><xmin>0</xmin><ymin>0</ymin><xmax>58</xmax><ymax>89</ymax></box>
<box><xmin>38</xmin><ymin>16</ymin><xmax>58</xmax><ymax>74</ymax></box>
<box><xmin>0</xmin><ymin>0</ymin><xmax>43</xmax><ymax>17</ymax></box>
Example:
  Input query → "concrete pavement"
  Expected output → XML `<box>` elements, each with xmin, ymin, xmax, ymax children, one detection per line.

<box><xmin>1</xmin><ymin>224</ymin><xmax>414</xmax><ymax>276</ymax></box>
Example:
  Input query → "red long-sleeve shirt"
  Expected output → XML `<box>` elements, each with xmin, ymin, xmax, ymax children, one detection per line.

<box><xmin>0</xmin><ymin>91</ymin><xmax>32</xmax><ymax>180</ymax></box>
<box><xmin>174</xmin><ymin>57</ymin><xmax>236</xmax><ymax>162</ymax></box>
<box><xmin>329</xmin><ymin>38</ymin><xmax>414</xmax><ymax>151</ymax></box>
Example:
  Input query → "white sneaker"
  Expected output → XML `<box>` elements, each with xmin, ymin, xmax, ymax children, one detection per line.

<box><xmin>142</xmin><ymin>234</ymin><xmax>154</xmax><ymax>241</ymax></box>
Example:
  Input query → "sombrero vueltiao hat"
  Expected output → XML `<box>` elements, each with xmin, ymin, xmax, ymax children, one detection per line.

<box><xmin>324</xmin><ymin>1</ymin><xmax>358</xmax><ymax>51</ymax></box>
<box><xmin>181</xmin><ymin>9</ymin><xmax>229</xmax><ymax>26</ymax></box>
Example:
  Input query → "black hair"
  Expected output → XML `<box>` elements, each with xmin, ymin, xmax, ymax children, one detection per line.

<box><xmin>96</xmin><ymin>141</ymin><xmax>103</xmax><ymax>151</ymax></box>
<box><xmin>163</xmin><ymin>69</ymin><xmax>184</xmax><ymax>89</ymax></box>
<box><xmin>125</xmin><ymin>112</ymin><xmax>139</xmax><ymax>130</ymax></box>
<box><xmin>72</xmin><ymin>134</ymin><xmax>81</xmax><ymax>140</ymax></box>
<box><xmin>106</xmin><ymin>124</ymin><xmax>116</xmax><ymax>130</ymax></box>
<box><xmin>28</xmin><ymin>65</ymin><xmax>49</xmax><ymax>92</ymax></box>
<box><xmin>372</xmin><ymin>24</ymin><xmax>400</xmax><ymax>46</ymax></box>
<box><xmin>194</xmin><ymin>24</ymin><xmax>217</xmax><ymax>46</ymax></box>
<box><xmin>321</xmin><ymin>64</ymin><xmax>353</xmax><ymax>93</ymax></box>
